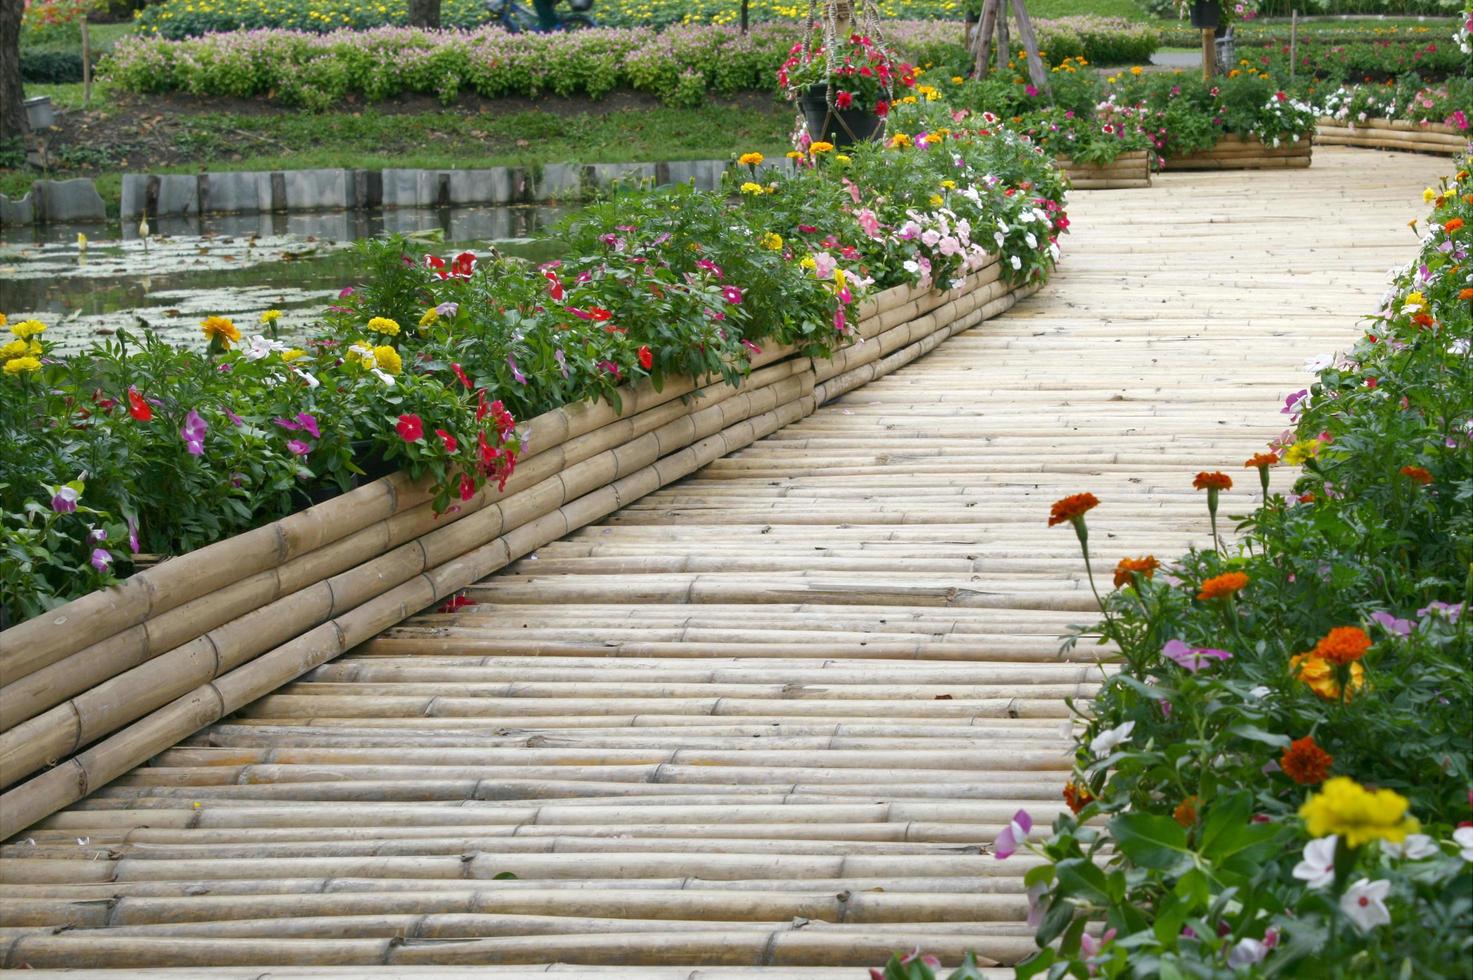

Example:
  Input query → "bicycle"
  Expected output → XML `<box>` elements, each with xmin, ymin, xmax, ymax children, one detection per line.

<box><xmin>487</xmin><ymin>0</ymin><xmax>595</xmax><ymax>33</ymax></box>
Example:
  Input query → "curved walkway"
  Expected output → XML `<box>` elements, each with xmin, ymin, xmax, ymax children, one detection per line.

<box><xmin>0</xmin><ymin>147</ymin><xmax>1450</xmax><ymax>974</ymax></box>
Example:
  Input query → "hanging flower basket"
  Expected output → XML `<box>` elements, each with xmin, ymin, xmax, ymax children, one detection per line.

<box><xmin>796</xmin><ymin>83</ymin><xmax>885</xmax><ymax>148</ymax></box>
<box><xmin>1189</xmin><ymin>0</ymin><xmax>1220</xmax><ymax>29</ymax></box>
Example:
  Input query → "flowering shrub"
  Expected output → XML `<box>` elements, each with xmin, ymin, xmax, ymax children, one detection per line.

<box><xmin>101</xmin><ymin>19</ymin><xmax>1156</xmax><ymax>109</ymax></box>
<box><xmin>780</xmin><ymin>31</ymin><xmax>918</xmax><ymax>114</ymax></box>
<box><xmin>1002</xmin><ymin>164</ymin><xmax>1473</xmax><ymax>976</ymax></box>
<box><xmin>0</xmin><ymin>119</ymin><xmax>1065</xmax><ymax>624</ymax></box>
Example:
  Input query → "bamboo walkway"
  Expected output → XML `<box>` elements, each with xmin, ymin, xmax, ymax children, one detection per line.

<box><xmin>0</xmin><ymin>147</ymin><xmax>1451</xmax><ymax>975</ymax></box>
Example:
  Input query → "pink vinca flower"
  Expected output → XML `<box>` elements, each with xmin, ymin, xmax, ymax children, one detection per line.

<box><xmin>993</xmin><ymin>809</ymin><xmax>1032</xmax><ymax>859</ymax></box>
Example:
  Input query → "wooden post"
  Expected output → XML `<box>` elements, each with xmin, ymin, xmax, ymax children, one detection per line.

<box><xmin>974</xmin><ymin>0</ymin><xmax>997</xmax><ymax>78</ymax></box>
<box><xmin>740</xmin><ymin>0</ymin><xmax>749</xmax><ymax>34</ymax></box>
<box><xmin>1010</xmin><ymin>0</ymin><xmax>1048</xmax><ymax>93</ymax></box>
<box><xmin>1201</xmin><ymin>27</ymin><xmax>1215</xmax><ymax>82</ymax></box>
<box><xmin>80</xmin><ymin>17</ymin><xmax>91</xmax><ymax>109</ymax></box>
<box><xmin>995</xmin><ymin>5</ymin><xmax>1009</xmax><ymax>75</ymax></box>
<box><xmin>1288</xmin><ymin>10</ymin><xmax>1297</xmax><ymax>86</ymax></box>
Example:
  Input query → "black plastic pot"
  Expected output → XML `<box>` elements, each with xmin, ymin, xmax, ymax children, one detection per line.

<box><xmin>1189</xmin><ymin>0</ymin><xmax>1220</xmax><ymax>29</ymax></box>
<box><xmin>797</xmin><ymin>83</ymin><xmax>884</xmax><ymax>148</ymax></box>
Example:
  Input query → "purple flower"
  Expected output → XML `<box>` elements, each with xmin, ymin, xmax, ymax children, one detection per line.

<box><xmin>274</xmin><ymin>416</ymin><xmax>301</xmax><ymax>431</ymax></box>
<box><xmin>51</xmin><ymin>485</ymin><xmax>80</xmax><ymax>514</ymax></box>
<box><xmin>1370</xmin><ymin>611</ymin><xmax>1414</xmax><ymax>636</ymax></box>
<box><xmin>1281</xmin><ymin>389</ymin><xmax>1308</xmax><ymax>415</ymax></box>
<box><xmin>1080</xmin><ymin>928</ymin><xmax>1118</xmax><ymax>960</ymax></box>
<box><xmin>127</xmin><ymin>516</ymin><xmax>140</xmax><ymax>554</ymax></box>
<box><xmin>180</xmin><ymin>409</ymin><xmax>208</xmax><ymax>457</ymax></box>
<box><xmin>224</xmin><ymin>407</ymin><xmax>244</xmax><ymax>426</ymax></box>
<box><xmin>1162</xmin><ymin>639</ymin><xmax>1233</xmax><ymax>672</ymax></box>
<box><xmin>88</xmin><ymin>527</ymin><xmax>107</xmax><ymax>544</ymax></box>
<box><xmin>1418</xmin><ymin>600</ymin><xmax>1464</xmax><ymax>623</ymax></box>
<box><xmin>508</xmin><ymin>354</ymin><xmax>527</xmax><ymax>384</ymax></box>
<box><xmin>993</xmin><ymin>808</ymin><xmax>1032</xmax><ymax>860</ymax></box>
<box><xmin>295</xmin><ymin>412</ymin><xmax>320</xmax><ymax>439</ymax></box>
<box><xmin>286</xmin><ymin>439</ymin><xmax>312</xmax><ymax>456</ymax></box>
<box><xmin>90</xmin><ymin>548</ymin><xmax>112</xmax><ymax>573</ymax></box>
<box><xmin>435</xmin><ymin>302</ymin><xmax>459</xmax><ymax>318</ymax></box>
<box><xmin>554</xmin><ymin>348</ymin><xmax>569</xmax><ymax>379</ymax></box>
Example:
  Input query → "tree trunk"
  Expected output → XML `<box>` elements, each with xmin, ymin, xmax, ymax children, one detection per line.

<box><xmin>1</xmin><ymin>0</ymin><xmax>27</xmax><ymax>141</ymax></box>
<box><xmin>406</xmin><ymin>0</ymin><xmax>441</xmax><ymax>29</ymax></box>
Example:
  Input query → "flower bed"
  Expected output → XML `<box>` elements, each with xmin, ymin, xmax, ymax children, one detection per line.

<box><xmin>100</xmin><ymin>19</ymin><xmax>1156</xmax><ymax>109</ymax></box>
<box><xmin>1314</xmin><ymin>76</ymin><xmax>1472</xmax><ymax>156</ymax></box>
<box><xmin>1002</xmin><ymin>162</ymin><xmax>1472</xmax><ymax>976</ymax></box>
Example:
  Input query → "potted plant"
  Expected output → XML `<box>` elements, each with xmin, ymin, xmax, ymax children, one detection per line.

<box><xmin>779</xmin><ymin>32</ymin><xmax>917</xmax><ymax>147</ymax></box>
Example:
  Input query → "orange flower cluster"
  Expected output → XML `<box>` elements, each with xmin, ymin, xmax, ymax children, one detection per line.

<box><xmin>1193</xmin><ymin>471</ymin><xmax>1233</xmax><ymax>491</ymax></box>
<box><xmin>1460</xmin><ymin>287</ymin><xmax>1473</xmax><ymax>300</ymax></box>
<box><xmin>1113</xmin><ymin>555</ymin><xmax>1160</xmax><ymax>589</ymax></box>
<box><xmin>1281</xmin><ymin>735</ymin><xmax>1333</xmax><ymax>785</ymax></box>
<box><xmin>1411</xmin><ymin>312</ymin><xmax>1436</xmax><ymax>328</ymax></box>
<box><xmin>1313</xmin><ymin>626</ymin><xmax>1372</xmax><ymax>665</ymax></box>
<box><xmin>1400</xmin><ymin>465</ymin><xmax>1433</xmax><ymax>485</ymax></box>
<box><xmin>1063</xmin><ymin>782</ymin><xmax>1095</xmax><ymax>815</ymax></box>
<box><xmin>1291</xmin><ymin>653</ymin><xmax>1366</xmax><ymax>701</ymax></box>
<box><xmin>1243</xmin><ymin>452</ymin><xmax>1278</xmax><ymax>469</ymax></box>
<box><xmin>1197</xmin><ymin>571</ymin><xmax>1249</xmax><ymax>601</ymax></box>
<box><xmin>1173</xmin><ymin>795</ymin><xmax>1199</xmax><ymax>827</ymax></box>
<box><xmin>1445</xmin><ymin>217</ymin><xmax>1465</xmax><ymax>233</ymax></box>
<box><xmin>1048</xmin><ymin>492</ymin><xmax>1099</xmax><ymax>527</ymax></box>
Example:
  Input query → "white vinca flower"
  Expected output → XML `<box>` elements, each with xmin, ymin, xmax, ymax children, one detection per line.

<box><xmin>1339</xmin><ymin>878</ymin><xmax>1391</xmax><ymax>932</ymax></box>
<box><xmin>1089</xmin><ymin>720</ymin><xmax>1134</xmax><ymax>756</ymax></box>
<box><xmin>1453</xmin><ymin>826</ymin><xmax>1473</xmax><ymax>862</ymax></box>
<box><xmin>1292</xmin><ymin>835</ymin><xmax>1337</xmax><ymax>889</ymax></box>
<box><xmin>1382</xmin><ymin>833</ymin><xmax>1438</xmax><ymax>860</ymax></box>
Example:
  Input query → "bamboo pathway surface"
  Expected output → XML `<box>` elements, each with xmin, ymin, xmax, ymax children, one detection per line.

<box><xmin>0</xmin><ymin>147</ymin><xmax>1452</xmax><ymax>974</ymax></box>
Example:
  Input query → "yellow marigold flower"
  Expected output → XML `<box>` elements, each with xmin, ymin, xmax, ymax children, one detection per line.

<box><xmin>930</xmin><ymin>194</ymin><xmax>944</xmax><ymax>206</ymax></box>
<box><xmin>761</xmin><ymin>232</ymin><xmax>784</xmax><ymax>251</ymax></box>
<box><xmin>834</xmin><ymin>154</ymin><xmax>851</xmax><ymax>164</ymax></box>
<box><xmin>786</xmin><ymin>150</ymin><xmax>804</xmax><ymax>160</ymax></box>
<box><xmin>739</xmin><ymin>182</ymin><xmax>765</xmax><ymax>195</ymax></box>
<box><xmin>951</xmin><ymin>75</ymin><xmax>963</xmax><ymax>84</ymax></box>
<box><xmin>200</xmin><ymin>316</ymin><xmax>240</xmax><ymax>348</ymax></box>
<box><xmin>1299</xmin><ymin>776</ymin><xmax>1418</xmax><ymax>847</ymax></box>
<box><xmin>10</xmin><ymin>319</ymin><xmax>46</xmax><ymax>339</ymax></box>
<box><xmin>941</xmin><ymin>180</ymin><xmax>956</xmax><ymax>189</ymax></box>
<box><xmin>419</xmin><ymin>308</ymin><xmax>439</xmax><ymax>327</ymax></box>
<box><xmin>1283</xmin><ymin>439</ymin><xmax>1321</xmax><ymax>466</ymax></box>
<box><xmin>799</xmin><ymin>255</ymin><xmax>817</xmax><ymax>270</ymax></box>
<box><xmin>1423</xmin><ymin>187</ymin><xmax>1436</xmax><ymax>203</ymax></box>
<box><xmin>281</xmin><ymin>349</ymin><xmax>306</xmax><ymax>362</ymax></box>
<box><xmin>372</xmin><ymin>345</ymin><xmax>402</xmax><ymax>375</ymax></box>
<box><xmin>259</xmin><ymin>309</ymin><xmax>283</xmax><ymax>325</ymax></box>
<box><xmin>0</xmin><ymin>313</ymin><xmax>7</xmax><ymax>328</ymax></box>
<box><xmin>367</xmin><ymin>316</ymin><xmax>401</xmax><ymax>336</ymax></box>
<box><xmin>1290</xmin><ymin>653</ymin><xmax>1366</xmax><ymax>701</ymax></box>
<box><xmin>1130</xmin><ymin>65</ymin><xmax>1144</xmax><ymax>75</ymax></box>
<box><xmin>0</xmin><ymin>339</ymin><xmax>28</xmax><ymax>360</ymax></box>
<box><xmin>809</xmin><ymin>141</ymin><xmax>835</xmax><ymax>155</ymax></box>
<box><xmin>738</xmin><ymin>152</ymin><xmax>764</xmax><ymax>166</ymax></box>
<box><xmin>3</xmin><ymin>356</ymin><xmax>41</xmax><ymax>375</ymax></box>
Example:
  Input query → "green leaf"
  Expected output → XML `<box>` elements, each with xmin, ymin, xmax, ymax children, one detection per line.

<box><xmin>1013</xmin><ymin>948</ymin><xmax>1055</xmax><ymax>980</ymax></box>
<box><xmin>1227</xmin><ymin>722</ymin><xmax>1292</xmax><ymax>748</ymax></box>
<box><xmin>1108</xmin><ymin>812</ymin><xmax>1194</xmax><ymax>873</ymax></box>
<box><xmin>1055</xmin><ymin>858</ymin><xmax>1110</xmax><ymax>906</ymax></box>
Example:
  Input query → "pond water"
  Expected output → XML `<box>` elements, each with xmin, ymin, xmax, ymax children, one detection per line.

<box><xmin>1</xmin><ymin>204</ymin><xmax>571</xmax><ymax>353</ymax></box>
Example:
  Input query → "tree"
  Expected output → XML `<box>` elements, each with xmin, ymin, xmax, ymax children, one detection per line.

<box><xmin>1</xmin><ymin>0</ymin><xmax>27</xmax><ymax>140</ymax></box>
<box><xmin>407</xmin><ymin>0</ymin><xmax>440</xmax><ymax>29</ymax></box>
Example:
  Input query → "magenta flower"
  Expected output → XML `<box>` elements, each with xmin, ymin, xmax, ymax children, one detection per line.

<box><xmin>286</xmin><ymin>439</ymin><xmax>312</xmax><ymax>456</ymax></box>
<box><xmin>597</xmin><ymin>360</ymin><xmax>620</xmax><ymax>379</ymax></box>
<box><xmin>554</xmin><ymin>348</ymin><xmax>569</xmax><ymax>379</ymax></box>
<box><xmin>90</xmin><ymin>548</ymin><xmax>112</xmax><ymax>573</ymax></box>
<box><xmin>722</xmin><ymin>286</ymin><xmax>744</xmax><ymax>304</ymax></box>
<box><xmin>224</xmin><ymin>407</ymin><xmax>244</xmax><ymax>426</ymax></box>
<box><xmin>51</xmin><ymin>485</ymin><xmax>80</xmax><ymax>514</ymax></box>
<box><xmin>696</xmin><ymin>258</ymin><xmax>723</xmax><ymax>278</ymax></box>
<box><xmin>88</xmin><ymin>527</ymin><xmax>106</xmax><ymax>544</ymax></box>
<box><xmin>1418</xmin><ymin>600</ymin><xmax>1463</xmax><ymax>623</ymax></box>
<box><xmin>127</xmin><ymin>516</ymin><xmax>140</xmax><ymax>554</ymax></box>
<box><xmin>295</xmin><ymin>413</ymin><xmax>320</xmax><ymax>438</ymax></box>
<box><xmin>993</xmin><ymin>808</ymin><xmax>1032</xmax><ymax>859</ymax></box>
<box><xmin>508</xmin><ymin>354</ymin><xmax>527</xmax><ymax>384</ymax></box>
<box><xmin>1161</xmin><ymin>639</ymin><xmax>1233</xmax><ymax>672</ymax></box>
<box><xmin>180</xmin><ymin>409</ymin><xmax>208</xmax><ymax>457</ymax></box>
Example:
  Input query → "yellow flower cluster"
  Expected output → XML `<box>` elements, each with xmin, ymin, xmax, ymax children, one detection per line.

<box><xmin>200</xmin><ymin>315</ymin><xmax>241</xmax><ymax>349</ymax></box>
<box><xmin>1299</xmin><ymin>777</ymin><xmax>1419</xmax><ymax>847</ymax></box>
<box><xmin>738</xmin><ymin>152</ymin><xmax>764</xmax><ymax>167</ymax></box>
<box><xmin>2</xmin><ymin>315</ymin><xmax>46</xmax><ymax>377</ymax></box>
<box><xmin>367</xmin><ymin>316</ymin><xmax>401</xmax><ymax>336</ymax></box>
<box><xmin>760</xmin><ymin>232</ymin><xmax>783</xmax><ymax>251</ymax></box>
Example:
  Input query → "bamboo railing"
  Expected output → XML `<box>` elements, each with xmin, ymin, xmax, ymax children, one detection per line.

<box><xmin>1055</xmin><ymin>151</ymin><xmax>1152</xmax><ymax>190</ymax></box>
<box><xmin>1164</xmin><ymin>133</ymin><xmax>1313</xmax><ymax>170</ymax></box>
<box><xmin>0</xmin><ymin>262</ymin><xmax>1038</xmax><ymax>840</ymax></box>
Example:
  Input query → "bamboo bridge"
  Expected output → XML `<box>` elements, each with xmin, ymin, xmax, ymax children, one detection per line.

<box><xmin>0</xmin><ymin>147</ymin><xmax>1450</xmax><ymax>976</ymax></box>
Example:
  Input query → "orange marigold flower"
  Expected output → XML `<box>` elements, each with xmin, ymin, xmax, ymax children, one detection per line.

<box><xmin>1197</xmin><ymin>571</ymin><xmax>1249</xmax><ymax>601</ymax></box>
<box><xmin>1281</xmin><ymin>735</ymin><xmax>1333</xmax><ymax>785</ymax></box>
<box><xmin>1193</xmin><ymin>471</ymin><xmax>1233</xmax><ymax>491</ymax></box>
<box><xmin>1445</xmin><ymin>217</ymin><xmax>1465</xmax><ymax>233</ymax></box>
<box><xmin>1313</xmin><ymin>626</ymin><xmax>1372</xmax><ymax>665</ymax></box>
<box><xmin>1291</xmin><ymin>653</ymin><xmax>1366</xmax><ymax>701</ymax></box>
<box><xmin>1243</xmin><ymin>452</ymin><xmax>1278</xmax><ymax>468</ymax></box>
<box><xmin>1173</xmin><ymin>795</ymin><xmax>1199</xmax><ymax>827</ymax></box>
<box><xmin>1411</xmin><ymin>312</ymin><xmax>1435</xmax><ymax>328</ymax></box>
<box><xmin>1048</xmin><ymin>492</ymin><xmax>1099</xmax><ymax>527</ymax></box>
<box><xmin>1113</xmin><ymin>555</ymin><xmax>1161</xmax><ymax>589</ymax></box>
<box><xmin>1063</xmin><ymin>782</ymin><xmax>1095</xmax><ymax>815</ymax></box>
<box><xmin>1460</xmin><ymin>287</ymin><xmax>1473</xmax><ymax>300</ymax></box>
<box><xmin>1297</xmin><ymin>492</ymin><xmax>1316</xmax><ymax>504</ymax></box>
<box><xmin>1400</xmin><ymin>465</ymin><xmax>1433</xmax><ymax>485</ymax></box>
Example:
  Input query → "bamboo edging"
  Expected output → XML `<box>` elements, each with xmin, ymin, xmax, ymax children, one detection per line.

<box><xmin>1055</xmin><ymin>151</ymin><xmax>1151</xmax><ymax>190</ymax></box>
<box><xmin>1314</xmin><ymin>117</ymin><xmax>1468</xmax><ymax>157</ymax></box>
<box><xmin>0</xmin><ymin>263</ymin><xmax>1039</xmax><ymax>840</ymax></box>
<box><xmin>1164</xmin><ymin>134</ymin><xmax>1313</xmax><ymax>171</ymax></box>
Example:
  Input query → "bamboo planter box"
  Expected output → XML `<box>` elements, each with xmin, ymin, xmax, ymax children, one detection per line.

<box><xmin>1055</xmin><ymin>150</ymin><xmax>1152</xmax><ymax>190</ymax></box>
<box><xmin>1164</xmin><ymin>133</ymin><xmax>1313</xmax><ymax>171</ymax></box>
<box><xmin>0</xmin><ymin>264</ymin><xmax>1039</xmax><ymax>839</ymax></box>
<box><xmin>1315</xmin><ymin>117</ymin><xmax>1469</xmax><ymax>157</ymax></box>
